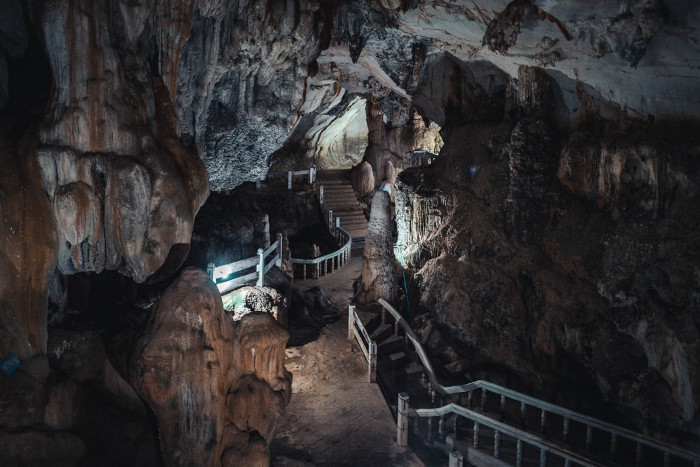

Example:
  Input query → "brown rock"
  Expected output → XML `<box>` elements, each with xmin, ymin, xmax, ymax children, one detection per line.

<box><xmin>130</xmin><ymin>267</ymin><xmax>291</xmax><ymax>466</ymax></box>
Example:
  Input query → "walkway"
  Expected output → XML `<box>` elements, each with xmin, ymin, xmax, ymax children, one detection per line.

<box><xmin>271</xmin><ymin>254</ymin><xmax>422</xmax><ymax>466</ymax></box>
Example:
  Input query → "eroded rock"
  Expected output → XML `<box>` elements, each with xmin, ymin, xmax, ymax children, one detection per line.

<box><xmin>356</xmin><ymin>190</ymin><xmax>397</xmax><ymax>304</ymax></box>
<box><xmin>130</xmin><ymin>267</ymin><xmax>291</xmax><ymax>466</ymax></box>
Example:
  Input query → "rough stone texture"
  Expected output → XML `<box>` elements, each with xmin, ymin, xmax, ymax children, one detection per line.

<box><xmin>395</xmin><ymin>64</ymin><xmax>700</xmax><ymax>434</ymax></box>
<box><xmin>356</xmin><ymin>191</ymin><xmax>397</xmax><ymax>305</ymax></box>
<box><xmin>300</xmin><ymin>95</ymin><xmax>368</xmax><ymax>170</ymax></box>
<box><xmin>130</xmin><ymin>268</ymin><xmax>291</xmax><ymax>466</ymax></box>
<box><xmin>223</xmin><ymin>285</ymin><xmax>288</xmax><ymax>328</ymax></box>
<box><xmin>176</xmin><ymin>0</ymin><xmax>324</xmax><ymax>190</ymax></box>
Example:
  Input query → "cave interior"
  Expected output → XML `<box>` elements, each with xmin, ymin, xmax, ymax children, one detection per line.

<box><xmin>0</xmin><ymin>0</ymin><xmax>699</xmax><ymax>465</ymax></box>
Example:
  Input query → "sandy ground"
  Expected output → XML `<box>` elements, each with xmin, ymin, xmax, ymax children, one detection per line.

<box><xmin>271</xmin><ymin>251</ymin><xmax>423</xmax><ymax>466</ymax></box>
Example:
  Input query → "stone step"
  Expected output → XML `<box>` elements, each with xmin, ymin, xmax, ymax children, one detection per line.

<box><xmin>346</xmin><ymin>230</ymin><xmax>367</xmax><ymax>239</ymax></box>
<box><xmin>322</xmin><ymin>194</ymin><xmax>359</xmax><ymax>201</ymax></box>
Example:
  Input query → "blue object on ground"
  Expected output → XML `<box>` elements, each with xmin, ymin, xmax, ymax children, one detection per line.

<box><xmin>1</xmin><ymin>353</ymin><xmax>21</xmax><ymax>377</ymax></box>
<box><xmin>469</xmin><ymin>165</ymin><xmax>482</xmax><ymax>178</ymax></box>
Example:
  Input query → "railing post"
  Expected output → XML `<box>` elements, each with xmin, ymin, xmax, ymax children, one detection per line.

<box><xmin>335</xmin><ymin>217</ymin><xmax>340</xmax><ymax>230</ymax></box>
<box><xmin>368</xmin><ymin>341</ymin><xmax>377</xmax><ymax>383</ymax></box>
<box><xmin>494</xmin><ymin>430</ymin><xmax>501</xmax><ymax>458</ymax></box>
<box><xmin>206</xmin><ymin>262</ymin><xmax>215</xmax><ymax>281</ymax></box>
<box><xmin>328</xmin><ymin>210</ymin><xmax>333</xmax><ymax>232</ymax></box>
<box><xmin>586</xmin><ymin>425</ymin><xmax>593</xmax><ymax>450</ymax></box>
<box><xmin>309</xmin><ymin>165</ymin><xmax>315</xmax><ymax>184</ymax></box>
<box><xmin>563</xmin><ymin>417</ymin><xmax>570</xmax><ymax>442</ymax></box>
<box><xmin>448</xmin><ymin>450</ymin><xmax>463</xmax><ymax>467</ymax></box>
<box><xmin>287</xmin><ymin>170</ymin><xmax>292</xmax><ymax>189</ymax></box>
<box><xmin>473</xmin><ymin>421</ymin><xmax>480</xmax><ymax>448</ymax></box>
<box><xmin>516</xmin><ymin>439</ymin><xmax>523</xmax><ymax>467</ymax></box>
<box><xmin>539</xmin><ymin>448</ymin><xmax>547</xmax><ymax>467</ymax></box>
<box><xmin>256</xmin><ymin>248</ymin><xmax>264</xmax><ymax>286</ymax></box>
<box><xmin>320</xmin><ymin>185</ymin><xmax>324</xmax><ymax>204</ymax></box>
<box><xmin>540</xmin><ymin>409</ymin><xmax>546</xmax><ymax>434</ymax></box>
<box><xmin>347</xmin><ymin>305</ymin><xmax>355</xmax><ymax>340</ymax></box>
<box><xmin>276</xmin><ymin>233</ymin><xmax>283</xmax><ymax>266</ymax></box>
<box><xmin>397</xmin><ymin>393</ymin><xmax>409</xmax><ymax>447</ymax></box>
<box><xmin>256</xmin><ymin>180</ymin><xmax>261</xmax><ymax>190</ymax></box>
<box><xmin>610</xmin><ymin>433</ymin><xmax>617</xmax><ymax>459</ymax></box>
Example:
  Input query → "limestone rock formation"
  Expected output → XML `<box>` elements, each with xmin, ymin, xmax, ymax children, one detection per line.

<box><xmin>222</xmin><ymin>285</ymin><xmax>288</xmax><ymax>327</ymax></box>
<box><xmin>356</xmin><ymin>190</ymin><xmax>397</xmax><ymax>305</ymax></box>
<box><xmin>395</xmin><ymin>64</ymin><xmax>700</xmax><ymax>432</ymax></box>
<box><xmin>130</xmin><ymin>267</ymin><xmax>291</xmax><ymax>466</ymax></box>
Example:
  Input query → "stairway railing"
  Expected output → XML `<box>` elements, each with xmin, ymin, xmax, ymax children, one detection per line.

<box><xmin>398</xmin><ymin>397</ymin><xmax>603</xmax><ymax>467</ymax></box>
<box><xmin>265</xmin><ymin>165</ymin><xmax>316</xmax><ymax>189</ymax></box>
<box><xmin>377</xmin><ymin>298</ymin><xmax>700</xmax><ymax>467</ymax></box>
<box><xmin>290</xmin><ymin>225</ymin><xmax>352</xmax><ymax>279</ymax></box>
<box><xmin>208</xmin><ymin>234</ymin><xmax>283</xmax><ymax>294</ymax></box>
<box><xmin>347</xmin><ymin>305</ymin><xmax>377</xmax><ymax>383</ymax></box>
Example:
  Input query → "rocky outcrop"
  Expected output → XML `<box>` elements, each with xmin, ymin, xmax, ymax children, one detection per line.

<box><xmin>356</xmin><ymin>191</ymin><xmax>397</xmax><ymax>305</ymax></box>
<box><xmin>130</xmin><ymin>268</ymin><xmax>291</xmax><ymax>466</ymax></box>
<box><xmin>33</xmin><ymin>0</ymin><xmax>210</xmax><ymax>282</ymax></box>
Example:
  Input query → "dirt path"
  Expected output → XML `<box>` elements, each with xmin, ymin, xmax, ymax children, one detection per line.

<box><xmin>271</xmin><ymin>252</ymin><xmax>422</xmax><ymax>466</ymax></box>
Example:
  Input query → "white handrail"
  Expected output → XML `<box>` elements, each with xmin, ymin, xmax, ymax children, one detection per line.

<box><xmin>266</xmin><ymin>165</ymin><xmax>316</xmax><ymax>188</ymax></box>
<box><xmin>208</xmin><ymin>235</ymin><xmax>283</xmax><ymax>294</ymax></box>
<box><xmin>348</xmin><ymin>305</ymin><xmax>377</xmax><ymax>383</ymax></box>
<box><xmin>408</xmin><ymin>400</ymin><xmax>603</xmax><ymax>467</ymax></box>
<box><xmin>291</xmin><ymin>226</ymin><xmax>352</xmax><ymax>279</ymax></box>
<box><xmin>377</xmin><ymin>298</ymin><xmax>700</xmax><ymax>466</ymax></box>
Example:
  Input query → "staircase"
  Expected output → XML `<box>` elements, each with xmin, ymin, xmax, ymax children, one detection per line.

<box><xmin>317</xmin><ymin>171</ymin><xmax>368</xmax><ymax>241</ymax></box>
<box><xmin>359</xmin><ymin>302</ymin><xmax>700</xmax><ymax>467</ymax></box>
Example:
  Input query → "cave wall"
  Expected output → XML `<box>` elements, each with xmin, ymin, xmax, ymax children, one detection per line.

<box><xmin>395</xmin><ymin>63</ymin><xmax>700</xmax><ymax>432</ymax></box>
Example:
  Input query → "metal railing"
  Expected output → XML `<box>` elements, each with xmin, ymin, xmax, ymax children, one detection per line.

<box><xmin>347</xmin><ymin>305</ymin><xmax>377</xmax><ymax>383</ymax></box>
<box><xmin>290</xmin><ymin>221</ymin><xmax>352</xmax><ymax>280</ymax></box>
<box><xmin>398</xmin><ymin>395</ymin><xmax>603</xmax><ymax>467</ymax></box>
<box><xmin>378</xmin><ymin>298</ymin><xmax>700</xmax><ymax>467</ymax></box>
<box><xmin>265</xmin><ymin>165</ymin><xmax>316</xmax><ymax>189</ymax></box>
<box><xmin>207</xmin><ymin>233</ymin><xmax>283</xmax><ymax>294</ymax></box>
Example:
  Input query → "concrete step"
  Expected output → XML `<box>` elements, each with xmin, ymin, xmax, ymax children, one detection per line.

<box><xmin>370</xmin><ymin>324</ymin><xmax>393</xmax><ymax>342</ymax></box>
<box><xmin>378</xmin><ymin>335</ymin><xmax>404</xmax><ymax>354</ymax></box>
<box><xmin>387</xmin><ymin>351</ymin><xmax>408</xmax><ymax>365</ymax></box>
<box><xmin>346</xmin><ymin>230</ymin><xmax>367</xmax><ymax>239</ymax></box>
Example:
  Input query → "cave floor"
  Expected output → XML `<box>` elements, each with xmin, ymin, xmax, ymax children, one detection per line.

<box><xmin>271</xmin><ymin>249</ymin><xmax>424</xmax><ymax>466</ymax></box>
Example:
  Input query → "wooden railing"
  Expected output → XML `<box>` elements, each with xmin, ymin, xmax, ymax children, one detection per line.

<box><xmin>264</xmin><ymin>165</ymin><xmax>316</xmax><ymax>189</ymax></box>
<box><xmin>377</xmin><ymin>299</ymin><xmax>700</xmax><ymax>467</ymax></box>
<box><xmin>290</xmin><ymin>222</ymin><xmax>352</xmax><ymax>280</ymax></box>
<box><xmin>347</xmin><ymin>305</ymin><xmax>377</xmax><ymax>383</ymax></box>
<box><xmin>207</xmin><ymin>233</ymin><xmax>283</xmax><ymax>294</ymax></box>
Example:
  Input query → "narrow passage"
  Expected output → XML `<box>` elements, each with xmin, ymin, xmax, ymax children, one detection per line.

<box><xmin>271</xmin><ymin>253</ymin><xmax>422</xmax><ymax>466</ymax></box>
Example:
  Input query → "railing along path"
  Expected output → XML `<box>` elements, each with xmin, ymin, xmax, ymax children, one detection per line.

<box><xmin>291</xmin><ymin>218</ymin><xmax>352</xmax><ymax>280</ymax></box>
<box><xmin>207</xmin><ymin>234</ymin><xmax>283</xmax><ymax>294</ymax></box>
<box><xmin>372</xmin><ymin>298</ymin><xmax>700</xmax><ymax>467</ymax></box>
